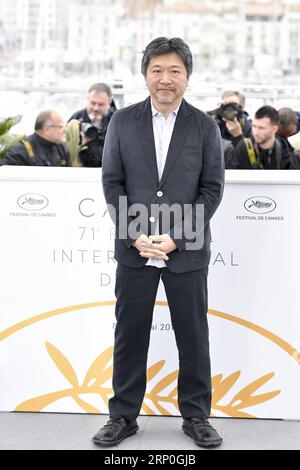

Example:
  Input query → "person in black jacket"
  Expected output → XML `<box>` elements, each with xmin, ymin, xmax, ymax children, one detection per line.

<box><xmin>225</xmin><ymin>106</ymin><xmax>295</xmax><ymax>169</ymax></box>
<box><xmin>0</xmin><ymin>110</ymin><xmax>71</xmax><ymax>167</ymax></box>
<box><xmin>68</xmin><ymin>83</ymin><xmax>117</xmax><ymax>167</ymax></box>
<box><xmin>92</xmin><ymin>37</ymin><xmax>224</xmax><ymax>449</ymax></box>
<box><xmin>209</xmin><ymin>90</ymin><xmax>252</xmax><ymax>142</ymax></box>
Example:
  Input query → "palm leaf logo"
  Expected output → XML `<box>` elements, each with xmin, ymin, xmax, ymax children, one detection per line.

<box><xmin>16</xmin><ymin>343</ymin><xmax>114</xmax><ymax>413</ymax></box>
<box><xmin>16</xmin><ymin>343</ymin><xmax>281</xmax><ymax>417</ymax></box>
<box><xmin>211</xmin><ymin>371</ymin><xmax>281</xmax><ymax>418</ymax></box>
<box><xmin>144</xmin><ymin>364</ymin><xmax>179</xmax><ymax>415</ymax></box>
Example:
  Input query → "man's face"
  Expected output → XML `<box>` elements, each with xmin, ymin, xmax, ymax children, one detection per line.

<box><xmin>87</xmin><ymin>91</ymin><xmax>111</xmax><ymax>119</ymax></box>
<box><xmin>43</xmin><ymin>113</ymin><xmax>66</xmax><ymax>144</ymax></box>
<box><xmin>252</xmin><ymin>117</ymin><xmax>278</xmax><ymax>146</ymax></box>
<box><xmin>145</xmin><ymin>52</ymin><xmax>189</xmax><ymax>106</ymax></box>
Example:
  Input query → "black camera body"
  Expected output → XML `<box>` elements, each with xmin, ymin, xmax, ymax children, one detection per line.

<box><xmin>215</xmin><ymin>103</ymin><xmax>243</xmax><ymax>122</ymax></box>
<box><xmin>80</xmin><ymin>122</ymin><xmax>105</xmax><ymax>142</ymax></box>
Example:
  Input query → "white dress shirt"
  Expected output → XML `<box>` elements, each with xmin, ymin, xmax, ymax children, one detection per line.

<box><xmin>146</xmin><ymin>101</ymin><xmax>181</xmax><ymax>268</ymax></box>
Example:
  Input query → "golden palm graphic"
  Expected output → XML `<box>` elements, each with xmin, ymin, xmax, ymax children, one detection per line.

<box><xmin>211</xmin><ymin>371</ymin><xmax>281</xmax><ymax>418</ymax></box>
<box><xmin>15</xmin><ymin>343</ymin><xmax>281</xmax><ymax>417</ymax></box>
<box><xmin>16</xmin><ymin>343</ymin><xmax>113</xmax><ymax>413</ymax></box>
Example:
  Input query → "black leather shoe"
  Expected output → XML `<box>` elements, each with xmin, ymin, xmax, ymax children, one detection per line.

<box><xmin>92</xmin><ymin>417</ymin><xmax>139</xmax><ymax>447</ymax></box>
<box><xmin>182</xmin><ymin>418</ymin><xmax>223</xmax><ymax>448</ymax></box>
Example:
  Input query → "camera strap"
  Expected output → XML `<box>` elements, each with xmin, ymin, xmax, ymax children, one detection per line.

<box><xmin>243</xmin><ymin>138</ymin><xmax>282</xmax><ymax>169</ymax></box>
<box><xmin>274</xmin><ymin>138</ymin><xmax>282</xmax><ymax>169</ymax></box>
<box><xmin>244</xmin><ymin>138</ymin><xmax>258</xmax><ymax>167</ymax></box>
<box><xmin>22</xmin><ymin>140</ymin><xmax>35</xmax><ymax>159</ymax></box>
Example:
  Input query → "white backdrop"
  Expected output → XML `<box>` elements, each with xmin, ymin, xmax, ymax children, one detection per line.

<box><xmin>0</xmin><ymin>167</ymin><xmax>300</xmax><ymax>419</ymax></box>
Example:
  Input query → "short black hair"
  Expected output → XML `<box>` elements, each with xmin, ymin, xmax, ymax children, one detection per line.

<box><xmin>255</xmin><ymin>106</ymin><xmax>279</xmax><ymax>125</ymax></box>
<box><xmin>141</xmin><ymin>37</ymin><xmax>193</xmax><ymax>78</ymax></box>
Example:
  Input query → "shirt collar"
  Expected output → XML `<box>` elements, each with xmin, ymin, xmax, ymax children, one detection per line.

<box><xmin>151</xmin><ymin>100</ymin><xmax>181</xmax><ymax>118</ymax></box>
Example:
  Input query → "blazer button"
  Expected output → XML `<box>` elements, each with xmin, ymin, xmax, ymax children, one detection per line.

<box><xmin>157</xmin><ymin>191</ymin><xmax>163</xmax><ymax>197</ymax></box>
<box><xmin>149</xmin><ymin>217</ymin><xmax>156</xmax><ymax>223</ymax></box>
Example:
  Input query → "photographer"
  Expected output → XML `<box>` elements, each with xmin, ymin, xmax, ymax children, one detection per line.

<box><xmin>69</xmin><ymin>83</ymin><xmax>117</xmax><ymax>167</ymax></box>
<box><xmin>209</xmin><ymin>90</ymin><xmax>252</xmax><ymax>142</ymax></box>
<box><xmin>0</xmin><ymin>110</ymin><xmax>71</xmax><ymax>167</ymax></box>
<box><xmin>226</xmin><ymin>106</ymin><xmax>294</xmax><ymax>169</ymax></box>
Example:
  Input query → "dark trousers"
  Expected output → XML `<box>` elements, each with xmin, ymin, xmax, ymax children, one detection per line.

<box><xmin>109</xmin><ymin>264</ymin><xmax>212</xmax><ymax>422</ymax></box>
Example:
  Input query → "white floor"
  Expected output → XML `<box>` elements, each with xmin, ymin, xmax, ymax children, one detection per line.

<box><xmin>1</xmin><ymin>413</ymin><xmax>300</xmax><ymax>450</ymax></box>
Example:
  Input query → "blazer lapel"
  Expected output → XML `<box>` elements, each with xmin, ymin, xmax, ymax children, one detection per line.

<box><xmin>159</xmin><ymin>99</ymin><xmax>194</xmax><ymax>188</ymax></box>
<box><xmin>136</xmin><ymin>97</ymin><xmax>159</xmax><ymax>185</ymax></box>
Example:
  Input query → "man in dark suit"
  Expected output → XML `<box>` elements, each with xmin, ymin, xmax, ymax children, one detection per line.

<box><xmin>92</xmin><ymin>37</ymin><xmax>224</xmax><ymax>448</ymax></box>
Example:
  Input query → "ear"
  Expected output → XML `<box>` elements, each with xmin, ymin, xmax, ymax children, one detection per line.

<box><xmin>42</xmin><ymin>126</ymin><xmax>50</xmax><ymax>136</ymax></box>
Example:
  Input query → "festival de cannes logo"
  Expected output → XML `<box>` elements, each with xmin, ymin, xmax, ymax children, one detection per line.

<box><xmin>1</xmin><ymin>302</ymin><xmax>299</xmax><ymax>418</ymax></box>
<box><xmin>17</xmin><ymin>193</ymin><xmax>49</xmax><ymax>211</ymax></box>
<box><xmin>244</xmin><ymin>196</ymin><xmax>276</xmax><ymax>214</ymax></box>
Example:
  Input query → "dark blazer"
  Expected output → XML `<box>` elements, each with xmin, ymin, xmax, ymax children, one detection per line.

<box><xmin>102</xmin><ymin>97</ymin><xmax>224</xmax><ymax>273</ymax></box>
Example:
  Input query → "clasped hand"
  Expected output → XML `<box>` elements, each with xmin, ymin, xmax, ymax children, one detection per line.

<box><xmin>133</xmin><ymin>234</ymin><xmax>177</xmax><ymax>260</ymax></box>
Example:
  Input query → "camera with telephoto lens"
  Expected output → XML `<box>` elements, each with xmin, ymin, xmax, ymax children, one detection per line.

<box><xmin>80</xmin><ymin>122</ymin><xmax>101</xmax><ymax>141</ymax></box>
<box><xmin>216</xmin><ymin>102</ymin><xmax>243</xmax><ymax>121</ymax></box>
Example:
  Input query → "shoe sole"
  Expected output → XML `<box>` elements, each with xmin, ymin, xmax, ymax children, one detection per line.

<box><xmin>92</xmin><ymin>425</ymin><xmax>139</xmax><ymax>448</ymax></box>
<box><xmin>182</xmin><ymin>426</ymin><xmax>223</xmax><ymax>448</ymax></box>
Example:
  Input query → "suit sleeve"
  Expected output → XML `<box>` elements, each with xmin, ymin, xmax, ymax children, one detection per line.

<box><xmin>102</xmin><ymin>112</ymin><xmax>136</xmax><ymax>248</ymax></box>
<box><xmin>170</xmin><ymin>120</ymin><xmax>225</xmax><ymax>251</ymax></box>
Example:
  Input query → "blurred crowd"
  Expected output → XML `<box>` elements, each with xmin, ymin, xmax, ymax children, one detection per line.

<box><xmin>1</xmin><ymin>85</ymin><xmax>300</xmax><ymax>170</ymax></box>
<box><xmin>209</xmin><ymin>90</ymin><xmax>300</xmax><ymax>170</ymax></box>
